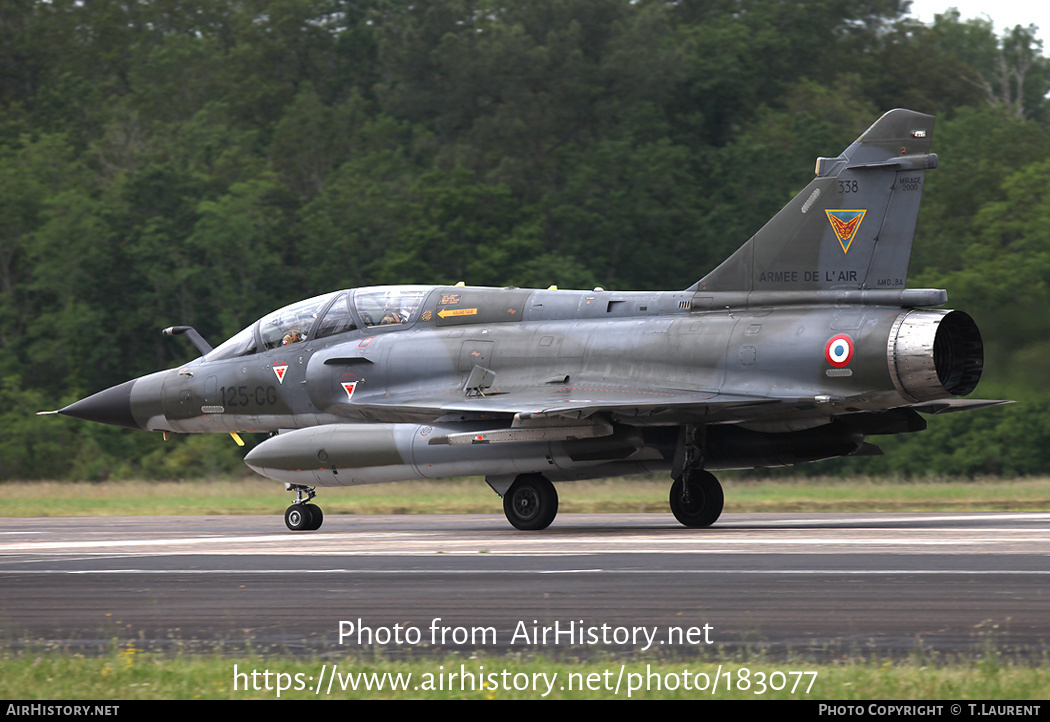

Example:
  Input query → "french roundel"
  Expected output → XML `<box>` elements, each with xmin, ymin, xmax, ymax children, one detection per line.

<box><xmin>824</xmin><ymin>334</ymin><xmax>854</xmax><ymax>368</ymax></box>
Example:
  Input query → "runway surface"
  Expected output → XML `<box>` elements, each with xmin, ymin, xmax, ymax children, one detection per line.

<box><xmin>1</xmin><ymin>512</ymin><xmax>1048</xmax><ymax>659</ymax></box>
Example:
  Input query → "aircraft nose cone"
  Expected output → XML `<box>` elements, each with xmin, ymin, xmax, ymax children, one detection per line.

<box><xmin>58</xmin><ymin>379</ymin><xmax>140</xmax><ymax>429</ymax></box>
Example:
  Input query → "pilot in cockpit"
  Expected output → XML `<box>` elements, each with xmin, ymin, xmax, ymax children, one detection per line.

<box><xmin>379</xmin><ymin>310</ymin><xmax>402</xmax><ymax>325</ymax></box>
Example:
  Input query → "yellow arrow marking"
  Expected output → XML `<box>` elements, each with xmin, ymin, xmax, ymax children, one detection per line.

<box><xmin>437</xmin><ymin>308</ymin><xmax>478</xmax><ymax>319</ymax></box>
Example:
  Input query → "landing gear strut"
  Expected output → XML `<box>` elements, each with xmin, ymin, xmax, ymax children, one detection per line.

<box><xmin>502</xmin><ymin>473</ymin><xmax>558</xmax><ymax>530</ymax></box>
<box><xmin>669</xmin><ymin>424</ymin><xmax>723</xmax><ymax>528</ymax></box>
<box><xmin>669</xmin><ymin>469</ymin><xmax>723</xmax><ymax>528</ymax></box>
<box><xmin>285</xmin><ymin>484</ymin><xmax>323</xmax><ymax>531</ymax></box>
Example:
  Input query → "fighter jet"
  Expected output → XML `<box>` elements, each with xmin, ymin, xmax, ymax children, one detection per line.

<box><xmin>49</xmin><ymin>109</ymin><xmax>1006</xmax><ymax>531</ymax></box>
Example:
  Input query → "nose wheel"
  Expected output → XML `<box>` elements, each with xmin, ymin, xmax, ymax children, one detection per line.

<box><xmin>285</xmin><ymin>484</ymin><xmax>323</xmax><ymax>531</ymax></box>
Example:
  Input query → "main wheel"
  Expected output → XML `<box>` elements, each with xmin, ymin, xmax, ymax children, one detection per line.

<box><xmin>304</xmin><ymin>503</ymin><xmax>323</xmax><ymax>530</ymax></box>
<box><xmin>503</xmin><ymin>474</ymin><xmax>558</xmax><ymax>530</ymax></box>
<box><xmin>669</xmin><ymin>470</ymin><xmax>724</xmax><ymax>528</ymax></box>
<box><xmin>285</xmin><ymin>504</ymin><xmax>315</xmax><ymax>531</ymax></box>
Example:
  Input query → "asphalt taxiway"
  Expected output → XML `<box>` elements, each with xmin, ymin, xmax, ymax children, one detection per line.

<box><xmin>1</xmin><ymin>512</ymin><xmax>1048</xmax><ymax>659</ymax></box>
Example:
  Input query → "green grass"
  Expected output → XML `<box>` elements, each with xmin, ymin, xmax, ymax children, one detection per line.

<box><xmin>3</xmin><ymin>475</ymin><xmax>1049</xmax><ymax>516</ymax></box>
<box><xmin>1</xmin><ymin>648</ymin><xmax>1048</xmax><ymax>700</ymax></box>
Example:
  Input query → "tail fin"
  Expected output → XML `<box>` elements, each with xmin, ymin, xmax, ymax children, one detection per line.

<box><xmin>689</xmin><ymin>109</ymin><xmax>937</xmax><ymax>293</ymax></box>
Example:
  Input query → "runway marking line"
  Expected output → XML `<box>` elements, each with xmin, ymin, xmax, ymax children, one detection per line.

<box><xmin>2</xmin><ymin>531</ymin><xmax>1050</xmax><ymax>554</ymax></box>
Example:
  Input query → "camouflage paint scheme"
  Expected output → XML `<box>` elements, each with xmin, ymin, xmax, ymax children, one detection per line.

<box><xmin>55</xmin><ymin>109</ymin><xmax>1004</xmax><ymax>531</ymax></box>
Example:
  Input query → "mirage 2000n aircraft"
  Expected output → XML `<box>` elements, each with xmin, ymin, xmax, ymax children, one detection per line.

<box><xmin>50</xmin><ymin>109</ymin><xmax>1006</xmax><ymax>531</ymax></box>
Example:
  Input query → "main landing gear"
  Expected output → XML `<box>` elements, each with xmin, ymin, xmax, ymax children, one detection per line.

<box><xmin>285</xmin><ymin>484</ymin><xmax>323</xmax><ymax>531</ymax></box>
<box><xmin>669</xmin><ymin>469</ymin><xmax>724</xmax><ymax>528</ymax></box>
<box><xmin>668</xmin><ymin>424</ymin><xmax>723</xmax><ymax>528</ymax></box>
<box><xmin>502</xmin><ymin>473</ymin><xmax>559</xmax><ymax>531</ymax></box>
<box><xmin>493</xmin><ymin>466</ymin><xmax>723</xmax><ymax>530</ymax></box>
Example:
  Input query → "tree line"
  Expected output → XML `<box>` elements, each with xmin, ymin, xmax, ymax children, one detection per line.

<box><xmin>2</xmin><ymin>0</ymin><xmax>1049</xmax><ymax>479</ymax></box>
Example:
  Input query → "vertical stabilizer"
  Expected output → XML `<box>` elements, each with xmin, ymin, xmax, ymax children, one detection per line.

<box><xmin>689</xmin><ymin>109</ymin><xmax>937</xmax><ymax>293</ymax></box>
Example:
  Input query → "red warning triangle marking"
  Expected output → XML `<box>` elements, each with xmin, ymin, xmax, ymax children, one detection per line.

<box><xmin>342</xmin><ymin>381</ymin><xmax>358</xmax><ymax>401</ymax></box>
<box><xmin>273</xmin><ymin>364</ymin><xmax>288</xmax><ymax>384</ymax></box>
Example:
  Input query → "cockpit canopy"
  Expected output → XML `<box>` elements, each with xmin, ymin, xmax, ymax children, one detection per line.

<box><xmin>204</xmin><ymin>286</ymin><xmax>430</xmax><ymax>362</ymax></box>
<box><xmin>259</xmin><ymin>293</ymin><xmax>334</xmax><ymax>351</ymax></box>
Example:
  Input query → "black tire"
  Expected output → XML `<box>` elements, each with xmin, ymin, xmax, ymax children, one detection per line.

<box><xmin>503</xmin><ymin>474</ymin><xmax>558</xmax><ymax>531</ymax></box>
<box><xmin>669</xmin><ymin>470</ymin><xmax>724</xmax><ymax>528</ymax></box>
<box><xmin>304</xmin><ymin>503</ymin><xmax>323</xmax><ymax>530</ymax></box>
<box><xmin>285</xmin><ymin>504</ymin><xmax>314</xmax><ymax>531</ymax></box>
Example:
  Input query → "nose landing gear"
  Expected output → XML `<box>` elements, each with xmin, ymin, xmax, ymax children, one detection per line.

<box><xmin>285</xmin><ymin>484</ymin><xmax>323</xmax><ymax>531</ymax></box>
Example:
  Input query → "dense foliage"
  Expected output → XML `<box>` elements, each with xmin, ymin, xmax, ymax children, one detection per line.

<box><xmin>2</xmin><ymin>0</ymin><xmax>1049</xmax><ymax>480</ymax></box>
